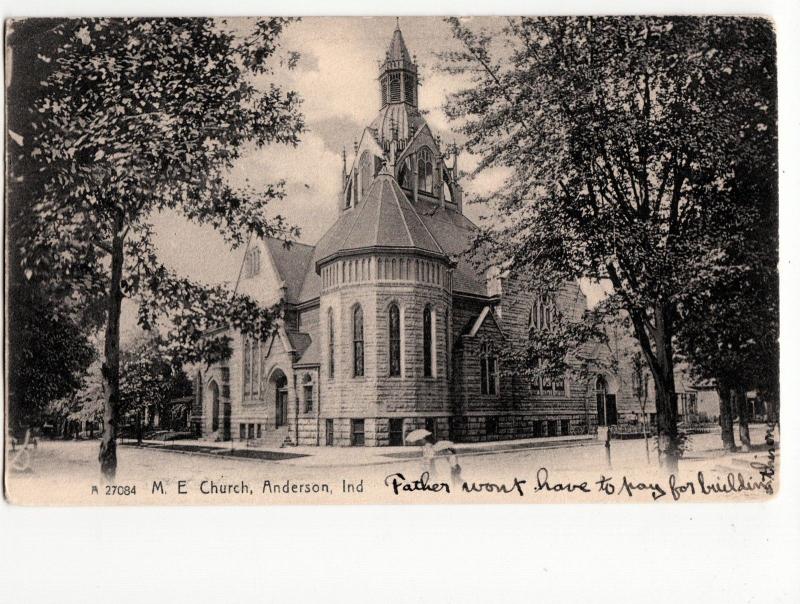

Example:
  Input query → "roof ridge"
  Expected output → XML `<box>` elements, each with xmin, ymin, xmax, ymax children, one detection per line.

<box><xmin>390</xmin><ymin>176</ymin><xmax>414</xmax><ymax>245</ymax></box>
<box><xmin>392</xmin><ymin>179</ymin><xmax>444</xmax><ymax>254</ymax></box>
<box><xmin>340</xmin><ymin>178</ymin><xmax>377</xmax><ymax>250</ymax></box>
<box><xmin>266</xmin><ymin>237</ymin><xmax>315</xmax><ymax>250</ymax></box>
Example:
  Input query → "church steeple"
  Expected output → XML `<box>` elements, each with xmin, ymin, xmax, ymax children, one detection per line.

<box><xmin>379</xmin><ymin>19</ymin><xmax>418</xmax><ymax>108</ymax></box>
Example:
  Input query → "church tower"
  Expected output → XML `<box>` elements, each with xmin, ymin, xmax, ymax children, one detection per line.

<box><xmin>339</xmin><ymin>19</ymin><xmax>462</xmax><ymax>215</ymax></box>
<box><xmin>379</xmin><ymin>20</ymin><xmax>418</xmax><ymax>108</ymax></box>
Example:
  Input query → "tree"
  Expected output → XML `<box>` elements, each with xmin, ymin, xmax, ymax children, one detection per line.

<box><xmin>19</xmin><ymin>18</ymin><xmax>304</xmax><ymax>479</ymax></box>
<box><xmin>7</xmin><ymin>287</ymin><xmax>97</xmax><ymax>434</ymax></box>
<box><xmin>6</xmin><ymin>20</ymin><xmax>100</xmax><ymax>435</ymax></box>
<box><xmin>442</xmin><ymin>16</ymin><xmax>776</xmax><ymax>470</ymax></box>
<box><xmin>631</xmin><ymin>351</ymin><xmax>652</xmax><ymax>463</ymax></box>
<box><xmin>676</xmin><ymin>160</ymin><xmax>779</xmax><ymax>451</ymax></box>
<box><xmin>119</xmin><ymin>332</ymin><xmax>193</xmax><ymax>443</ymax></box>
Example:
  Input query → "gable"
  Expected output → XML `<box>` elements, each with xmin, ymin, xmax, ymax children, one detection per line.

<box><xmin>235</xmin><ymin>237</ymin><xmax>283</xmax><ymax>307</ymax></box>
<box><xmin>461</xmin><ymin>305</ymin><xmax>505</xmax><ymax>340</ymax></box>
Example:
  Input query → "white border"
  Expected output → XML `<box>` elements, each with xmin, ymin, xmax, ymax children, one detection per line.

<box><xmin>2</xmin><ymin>2</ymin><xmax>799</xmax><ymax>603</ymax></box>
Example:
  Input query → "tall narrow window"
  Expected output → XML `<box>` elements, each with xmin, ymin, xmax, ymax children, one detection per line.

<box><xmin>423</xmin><ymin>306</ymin><xmax>433</xmax><ymax>377</ymax></box>
<box><xmin>359</xmin><ymin>152</ymin><xmax>373</xmax><ymax>199</ymax></box>
<box><xmin>303</xmin><ymin>374</ymin><xmax>314</xmax><ymax>414</ymax></box>
<box><xmin>353</xmin><ymin>305</ymin><xmax>364</xmax><ymax>377</ymax></box>
<box><xmin>480</xmin><ymin>342</ymin><xmax>488</xmax><ymax>395</ymax></box>
<box><xmin>389</xmin><ymin>73</ymin><xmax>401</xmax><ymax>102</ymax></box>
<box><xmin>403</xmin><ymin>73</ymin><xmax>415</xmax><ymax>104</ymax></box>
<box><xmin>417</xmin><ymin>148</ymin><xmax>433</xmax><ymax>193</ymax></box>
<box><xmin>389</xmin><ymin>304</ymin><xmax>401</xmax><ymax>377</ymax></box>
<box><xmin>243</xmin><ymin>338</ymin><xmax>251</xmax><ymax>396</ymax></box>
<box><xmin>529</xmin><ymin>295</ymin><xmax>555</xmax><ymax>333</ymax></box>
<box><xmin>480</xmin><ymin>342</ymin><xmax>498</xmax><ymax>395</ymax></box>
<box><xmin>328</xmin><ymin>309</ymin><xmax>335</xmax><ymax>379</ymax></box>
<box><xmin>444</xmin><ymin>309</ymin><xmax>449</xmax><ymax>381</ymax></box>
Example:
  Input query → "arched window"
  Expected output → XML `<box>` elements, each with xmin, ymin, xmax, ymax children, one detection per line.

<box><xmin>302</xmin><ymin>373</ymin><xmax>314</xmax><ymax>414</ymax></box>
<box><xmin>529</xmin><ymin>295</ymin><xmax>555</xmax><ymax>333</ymax></box>
<box><xmin>345</xmin><ymin>181</ymin><xmax>352</xmax><ymax>209</ymax></box>
<box><xmin>480</xmin><ymin>342</ymin><xmax>498</xmax><ymax>395</ymax></box>
<box><xmin>389</xmin><ymin>73</ymin><xmax>401</xmax><ymax>102</ymax></box>
<box><xmin>243</xmin><ymin>338</ymin><xmax>252</xmax><ymax>396</ymax></box>
<box><xmin>423</xmin><ymin>306</ymin><xmax>433</xmax><ymax>377</ymax></box>
<box><xmin>389</xmin><ymin>304</ymin><xmax>401</xmax><ymax>376</ymax></box>
<box><xmin>403</xmin><ymin>73</ymin><xmax>415</xmax><ymax>104</ymax></box>
<box><xmin>194</xmin><ymin>371</ymin><xmax>203</xmax><ymax>407</ymax></box>
<box><xmin>328</xmin><ymin>309</ymin><xmax>335</xmax><ymax>379</ymax></box>
<box><xmin>381</xmin><ymin>77</ymin><xmax>388</xmax><ymax>106</ymax></box>
<box><xmin>417</xmin><ymin>148</ymin><xmax>433</xmax><ymax>193</ymax></box>
<box><xmin>359</xmin><ymin>152</ymin><xmax>372</xmax><ymax>199</ymax></box>
<box><xmin>443</xmin><ymin>170</ymin><xmax>453</xmax><ymax>203</ymax></box>
<box><xmin>398</xmin><ymin>157</ymin><xmax>412</xmax><ymax>189</ymax></box>
<box><xmin>353</xmin><ymin>305</ymin><xmax>364</xmax><ymax>377</ymax></box>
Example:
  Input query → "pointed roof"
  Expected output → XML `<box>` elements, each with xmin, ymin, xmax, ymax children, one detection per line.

<box><xmin>263</xmin><ymin>238</ymin><xmax>316</xmax><ymax>304</ymax></box>
<box><xmin>314</xmin><ymin>174</ymin><xmax>445</xmax><ymax>268</ymax></box>
<box><xmin>387</xmin><ymin>23</ymin><xmax>413</xmax><ymax>65</ymax></box>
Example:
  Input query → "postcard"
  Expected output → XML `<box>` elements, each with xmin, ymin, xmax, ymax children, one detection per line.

<box><xmin>4</xmin><ymin>16</ymin><xmax>779</xmax><ymax>505</ymax></box>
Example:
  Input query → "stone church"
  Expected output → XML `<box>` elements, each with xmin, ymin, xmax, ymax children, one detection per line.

<box><xmin>189</xmin><ymin>24</ymin><xmax>639</xmax><ymax>447</ymax></box>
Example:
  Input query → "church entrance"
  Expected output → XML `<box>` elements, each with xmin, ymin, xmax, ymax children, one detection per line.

<box><xmin>271</xmin><ymin>370</ymin><xmax>289</xmax><ymax>428</ymax></box>
<box><xmin>595</xmin><ymin>375</ymin><xmax>618</xmax><ymax>426</ymax></box>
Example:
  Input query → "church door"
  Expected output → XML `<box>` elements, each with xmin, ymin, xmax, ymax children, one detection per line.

<box><xmin>595</xmin><ymin>376</ymin><xmax>618</xmax><ymax>427</ymax></box>
<box><xmin>606</xmin><ymin>394</ymin><xmax>618</xmax><ymax>426</ymax></box>
<box><xmin>276</xmin><ymin>388</ymin><xmax>288</xmax><ymax>428</ymax></box>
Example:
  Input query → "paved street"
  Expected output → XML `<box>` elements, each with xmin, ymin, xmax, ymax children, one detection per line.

<box><xmin>5</xmin><ymin>424</ymin><xmax>778</xmax><ymax>505</ymax></box>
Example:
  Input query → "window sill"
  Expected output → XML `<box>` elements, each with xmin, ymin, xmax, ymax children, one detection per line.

<box><xmin>242</xmin><ymin>398</ymin><xmax>267</xmax><ymax>405</ymax></box>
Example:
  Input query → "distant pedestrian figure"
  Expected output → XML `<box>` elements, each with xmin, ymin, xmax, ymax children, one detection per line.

<box><xmin>447</xmin><ymin>451</ymin><xmax>463</xmax><ymax>489</ymax></box>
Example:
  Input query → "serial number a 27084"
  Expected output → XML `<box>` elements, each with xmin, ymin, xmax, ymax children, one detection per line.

<box><xmin>105</xmin><ymin>485</ymin><xmax>136</xmax><ymax>496</ymax></box>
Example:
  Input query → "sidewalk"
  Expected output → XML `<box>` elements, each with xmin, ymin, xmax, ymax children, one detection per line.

<box><xmin>125</xmin><ymin>433</ymin><xmax>600</xmax><ymax>468</ymax></box>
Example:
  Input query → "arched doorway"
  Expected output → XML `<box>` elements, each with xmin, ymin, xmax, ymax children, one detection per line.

<box><xmin>595</xmin><ymin>375</ymin><xmax>618</xmax><ymax>426</ymax></box>
<box><xmin>209</xmin><ymin>381</ymin><xmax>220</xmax><ymax>433</ymax></box>
<box><xmin>270</xmin><ymin>369</ymin><xmax>289</xmax><ymax>429</ymax></box>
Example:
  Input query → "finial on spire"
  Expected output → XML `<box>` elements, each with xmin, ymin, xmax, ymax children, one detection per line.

<box><xmin>395</xmin><ymin>16</ymin><xmax>400</xmax><ymax>31</ymax></box>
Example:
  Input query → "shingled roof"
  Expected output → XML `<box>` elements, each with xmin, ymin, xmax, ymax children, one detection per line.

<box><xmin>314</xmin><ymin>173</ymin><xmax>445</xmax><ymax>267</ymax></box>
<box><xmin>263</xmin><ymin>238</ymin><xmax>316</xmax><ymax>304</ymax></box>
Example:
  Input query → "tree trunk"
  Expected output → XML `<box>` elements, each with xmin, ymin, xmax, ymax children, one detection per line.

<box><xmin>98</xmin><ymin>213</ymin><xmax>125</xmax><ymax>481</ymax></box>
<box><xmin>650</xmin><ymin>306</ymin><xmax>679</xmax><ymax>473</ymax></box>
<box><xmin>736</xmin><ymin>386</ymin><xmax>751</xmax><ymax>452</ymax></box>
<box><xmin>716</xmin><ymin>381</ymin><xmax>736</xmax><ymax>451</ymax></box>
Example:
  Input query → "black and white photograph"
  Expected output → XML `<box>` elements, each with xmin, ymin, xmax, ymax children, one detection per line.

<box><xmin>3</xmin><ymin>14</ymin><xmax>782</xmax><ymax>506</ymax></box>
<box><xmin>4</xmin><ymin>4</ymin><xmax>800</xmax><ymax>602</ymax></box>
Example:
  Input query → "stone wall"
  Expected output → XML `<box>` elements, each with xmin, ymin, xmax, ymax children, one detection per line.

<box><xmin>318</xmin><ymin>252</ymin><xmax>452</xmax><ymax>422</ymax></box>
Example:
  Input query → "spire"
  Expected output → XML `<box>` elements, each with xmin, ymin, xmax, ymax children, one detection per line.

<box><xmin>387</xmin><ymin>20</ymin><xmax>413</xmax><ymax>65</ymax></box>
<box><xmin>379</xmin><ymin>18</ymin><xmax>418</xmax><ymax>108</ymax></box>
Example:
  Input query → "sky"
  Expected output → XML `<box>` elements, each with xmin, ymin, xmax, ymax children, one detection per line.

<box><xmin>149</xmin><ymin>17</ymin><xmax>505</xmax><ymax>285</ymax></box>
<box><xmin>137</xmin><ymin>17</ymin><xmax>607</xmax><ymax>333</ymax></box>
